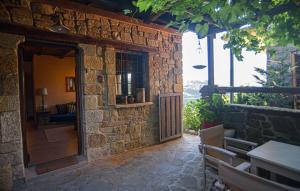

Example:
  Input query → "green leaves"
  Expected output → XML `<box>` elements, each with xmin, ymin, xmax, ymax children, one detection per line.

<box><xmin>133</xmin><ymin>0</ymin><xmax>300</xmax><ymax>60</ymax></box>
<box><xmin>178</xmin><ymin>21</ymin><xmax>189</xmax><ymax>32</ymax></box>
<box><xmin>183</xmin><ymin>94</ymin><xmax>228</xmax><ymax>131</ymax></box>
<box><xmin>136</xmin><ymin>0</ymin><xmax>153</xmax><ymax>12</ymax></box>
<box><xmin>123</xmin><ymin>9</ymin><xmax>133</xmax><ymax>15</ymax></box>
<box><xmin>191</xmin><ymin>15</ymin><xmax>204</xmax><ymax>23</ymax></box>
<box><xmin>165</xmin><ymin>20</ymin><xmax>176</xmax><ymax>28</ymax></box>
<box><xmin>194</xmin><ymin>23</ymin><xmax>209</xmax><ymax>36</ymax></box>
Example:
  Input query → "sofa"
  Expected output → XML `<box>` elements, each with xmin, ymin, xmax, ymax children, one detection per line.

<box><xmin>49</xmin><ymin>102</ymin><xmax>76</xmax><ymax>123</ymax></box>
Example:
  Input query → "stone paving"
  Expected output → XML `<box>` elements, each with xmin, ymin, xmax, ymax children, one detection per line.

<box><xmin>15</xmin><ymin>134</ymin><xmax>216</xmax><ymax>191</ymax></box>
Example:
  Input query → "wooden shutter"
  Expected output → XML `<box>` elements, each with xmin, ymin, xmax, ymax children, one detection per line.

<box><xmin>159</xmin><ymin>93</ymin><xmax>182</xmax><ymax>142</ymax></box>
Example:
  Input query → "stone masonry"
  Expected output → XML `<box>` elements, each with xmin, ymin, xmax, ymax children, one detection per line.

<box><xmin>0</xmin><ymin>32</ymin><xmax>25</xmax><ymax>190</ymax></box>
<box><xmin>223</xmin><ymin>104</ymin><xmax>300</xmax><ymax>146</ymax></box>
<box><xmin>14</xmin><ymin>134</ymin><xmax>216</xmax><ymax>191</ymax></box>
<box><xmin>0</xmin><ymin>0</ymin><xmax>183</xmax><ymax>187</ymax></box>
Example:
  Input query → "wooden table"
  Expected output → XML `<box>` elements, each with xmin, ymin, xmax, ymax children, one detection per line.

<box><xmin>247</xmin><ymin>141</ymin><xmax>300</xmax><ymax>182</ymax></box>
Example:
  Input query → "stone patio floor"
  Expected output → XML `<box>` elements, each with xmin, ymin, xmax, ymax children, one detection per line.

<box><xmin>15</xmin><ymin>134</ymin><xmax>216</xmax><ymax>191</ymax></box>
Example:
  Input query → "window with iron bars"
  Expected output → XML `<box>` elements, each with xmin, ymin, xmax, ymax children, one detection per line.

<box><xmin>115</xmin><ymin>51</ymin><xmax>147</xmax><ymax>101</ymax></box>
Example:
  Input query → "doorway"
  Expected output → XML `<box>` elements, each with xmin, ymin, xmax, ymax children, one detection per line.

<box><xmin>18</xmin><ymin>40</ymin><xmax>83</xmax><ymax>174</ymax></box>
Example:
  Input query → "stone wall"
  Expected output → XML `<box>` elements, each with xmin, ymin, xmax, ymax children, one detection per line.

<box><xmin>0</xmin><ymin>32</ymin><xmax>25</xmax><ymax>189</ymax></box>
<box><xmin>223</xmin><ymin>104</ymin><xmax>300</xmax><ymax>146</ymax></box>
<box><xmin>80</xmin><ymin>43</ymin><xmax>180</xmax><ymax>161</ymax></box>
<box><xmin>0</xmin><ymin>0</ymin><xmax>183</xmax><ymax>102</ymax></box>
<box><xmin>77</xmin><ymin>44</ymin><xmax>157</xmax><ymax>161</ymax></box>
<box><xmin>0</xmin><ymin>0</ymin><xmax>183</xmax><ymax>186</ymax></box>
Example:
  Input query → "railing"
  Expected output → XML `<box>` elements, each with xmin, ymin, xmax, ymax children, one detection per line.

<box><xmin>200</xmin><ymin>85</ymin><xmax>300</xmax><ymax>97</ymax></box>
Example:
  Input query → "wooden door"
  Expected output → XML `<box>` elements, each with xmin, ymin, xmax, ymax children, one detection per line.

<box><xmin>24</xmin><ymin>61</ymin><xmax>35</xmax><ymax>120</ymax></box>
<box><xmin>18</xmin><ymin>47</ymin><xmax>30</xmax><ymax>167</ymax></box>
<box><xmin>159</xmin><ymin>93</ymin><xmax>182</xmax><ymax>142</ymax></box>
<box><xmin>75</xmin><ymin>47</ymin><xmax>83</xmax><ymax>155</ymax></box>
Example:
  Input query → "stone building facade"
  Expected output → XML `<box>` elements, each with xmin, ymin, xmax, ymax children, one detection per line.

<box><xmin>266</xmin><ymin>45</ymin><xmax>299</xmax><ymax>86</ymax></box>
<box><xmin>0</xmin><ymin>0</ymin><xmax>183</xmax><ymax>187</ymax></box>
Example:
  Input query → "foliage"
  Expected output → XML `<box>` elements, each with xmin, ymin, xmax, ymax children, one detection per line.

<box><xmin>234</xmin><ymin>92</ymin><xmax>293</xmax><ymax>108</ymax></box>
<box><xmin>183</xmin><ymin>94</ymin><xmax>228</xmax><ymax>131</ymax></box>
<box><xmin>254</xmin><ymin>59</ymin><xmax>293</xmax><ymax>87</ymax></box>
<box><xmin>235</xmin><ymin>55</ymin><xmax>294</xmax><ymax>108</ymax></box>
<box><xmin>133</xmin><ymin>0</ymin><xmax>300</xmax><ymax>60</ymax></box>
<box><xmin>183</xmin><ymin>99</ymin><xmax>202</xmax><ymax>131</ymax></box>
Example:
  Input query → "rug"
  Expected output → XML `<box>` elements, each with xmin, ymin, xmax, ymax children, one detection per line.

<box><xmin>44</xmin><ymin>125</ymin><xmax>75</xmax><ymax>142</ymax></box>
<box><xmin>36</xmin><ymin>156</ymin><xmax>78</xmax><ymax>174</ymax></box>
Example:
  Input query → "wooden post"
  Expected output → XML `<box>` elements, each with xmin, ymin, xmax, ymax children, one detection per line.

<box><xmin>207</xmin><ymin>34</ymin><xmax>215</xmax><ymax>87</ymax></box>
<box><xmin>230</xmin><ymin>49</ymin><xmax>234</xmax><ymax>103</ymax></box>
<box><xmin>291</xmin><ymin>52</ymin><xmax>300</xmax><ymax>109</ymax></box>
<box><xmin>291</xmin><ymin>53</ymin><xmax>296</xmax><ymax>109</ymax></box>
<box><xmin>206</xmin><ymin>34</ymin><xmax>216</xmax><ymax>111</ymax></box>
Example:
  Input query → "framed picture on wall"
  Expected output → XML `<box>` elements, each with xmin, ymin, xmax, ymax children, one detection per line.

<box><xmin>66</xmin><ymin>77</ymin><xmax>76</xmax><ymax>92</ymax></box>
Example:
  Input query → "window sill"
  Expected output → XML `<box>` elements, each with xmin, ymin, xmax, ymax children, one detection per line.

<box><xmin>115</xmin><ymin>102</ymin><xmax>153</xmax><ymax>109</ymax></box>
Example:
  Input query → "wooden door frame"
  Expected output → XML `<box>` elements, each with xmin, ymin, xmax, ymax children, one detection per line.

<box><xmin>18</xmin><ymin>39</ymin><xmax>85</xmax><ymax>167</ymax></box>
<box><xmin>18</xmin><ymin>47</ymin><xmax>30</xmax><ymax>167</ymax></box>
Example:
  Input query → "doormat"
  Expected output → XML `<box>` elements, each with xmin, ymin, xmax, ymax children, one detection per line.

<box><xmin>44</xmin><ymin>125</ymin><xmax>74</xmax><ymax>142</ymax></box>
<box><xmin>36</xmin><ymin>156</ymin><xmax>78</xmax><ymax>175</ymax></box>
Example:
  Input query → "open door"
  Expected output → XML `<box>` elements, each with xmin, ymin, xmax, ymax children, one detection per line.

<box><xmin>18</xmin><ymin>40</ymin><xmax>83</xmax><ymax>173</ymax></box>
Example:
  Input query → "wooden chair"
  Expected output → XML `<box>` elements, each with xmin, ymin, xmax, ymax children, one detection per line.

<box><xmin>199</xmin><ymin>124</ymin><xmax>258</xmax><ymax>189</ymax></box>
<box><xmin>218</xmin><ymin>161</ymin><xmax>300</xmax><ymax>191</ymax></box>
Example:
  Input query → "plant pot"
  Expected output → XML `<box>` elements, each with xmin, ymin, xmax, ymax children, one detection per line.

<box><xmin>224</xmin><ymin>129</ymin><xmax>236</xmax><ymax>137</ymax></box>
<box><xmin>201</xmin><ymin>120</ymin><xmax>220</xmax><ymax>129</ymax></box>
<box><xmin>128</xmin><ymin>96</ymin><xmax>135</xmax><ymax>104</ymax></box>
<box><xmin>136</xmin><ymin>88</ymin><xmax>145</xmax><ymax>103</ymax></box>
<box><xmin>117</xmin><ymin>95</ymin><xmax>127</xmax><ymax>104</ymax></box>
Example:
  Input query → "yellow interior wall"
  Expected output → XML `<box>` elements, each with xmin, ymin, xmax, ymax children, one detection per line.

<box><xmin>34</xmin><ymin>55</ymin><xmax>76</xmax><ymax>113</ymax></box>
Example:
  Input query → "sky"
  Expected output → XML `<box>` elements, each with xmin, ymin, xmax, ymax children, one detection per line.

<box><xmin>182</xmin><ymin>31</ymin><xmax>267</xmax><ymax>86</ymax></box>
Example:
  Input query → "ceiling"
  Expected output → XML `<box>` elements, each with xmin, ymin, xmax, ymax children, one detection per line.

<box><xmin>22</xmin><ymin>42</ymin><xmax>75</xmax><ymax>61</ymax></box>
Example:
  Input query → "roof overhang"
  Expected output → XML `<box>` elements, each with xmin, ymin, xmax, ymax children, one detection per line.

<box><xmin>61</xmin><ymin>0</ymin><xmax>300</xmax><ymax>38</ymax></box>
<box><xmin>71</xmin><ymin>0</ymin><xmax>176</xmax><ymax>27</ymax></box>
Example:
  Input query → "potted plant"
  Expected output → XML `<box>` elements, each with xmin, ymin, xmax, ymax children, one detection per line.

<box><xmin>199</xmin><ymin>94</ymin><xmax>227</xmax><ymax>129</ymax></box>
<box><xmin>183</xmin><ymin>94</ymin><xmax>228</xmax><ymax>132</ymax></box>
<box><xmin>198</xmin><ymin>101</ymin><xmax>218</xmax><ymax>129</ymax></box>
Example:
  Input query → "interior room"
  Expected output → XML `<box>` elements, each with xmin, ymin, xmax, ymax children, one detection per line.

<box><xmin>21</xmin><ymin>43</ymin><xmax>79</xmax><ymax>174</ymax></box>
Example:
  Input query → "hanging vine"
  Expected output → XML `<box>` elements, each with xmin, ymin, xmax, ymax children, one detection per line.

<box><xmin>129</xmin><ymin>0</ymin><xmax>300</xmax><ymax>61</ymax></box>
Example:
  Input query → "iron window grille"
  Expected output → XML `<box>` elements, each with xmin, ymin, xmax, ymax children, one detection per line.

<box><xmin>116</xmin><ymin>51</ymin><xmax>147</xmax><ymax>97</ymax></box>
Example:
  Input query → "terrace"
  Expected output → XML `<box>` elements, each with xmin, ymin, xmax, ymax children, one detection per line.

<box><xmin>15</xmin><ymin>134</ymin><xmax>217</xmax><ymax>191</ymax></box>
<box><xmin>0</xmin><ymin>0</ymin><xmax>300</xmax><ymax>190</ymax></box>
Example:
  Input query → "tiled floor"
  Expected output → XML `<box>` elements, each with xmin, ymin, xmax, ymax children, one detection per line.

<box><xmin>27</xmin><ymin>123</ymin><xmax>78</xmax><ymax>165</ymax></box>
<box><xmin>16</xmin><ymin>134</ymin><xmax>216</xmax><ymax>191</ymax></box>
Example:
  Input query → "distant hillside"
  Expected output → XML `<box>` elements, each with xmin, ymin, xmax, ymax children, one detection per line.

<box><xmin>183</xmin><ymin>80</ymin><xmax>207</xmax><ymax>105</ymax></box>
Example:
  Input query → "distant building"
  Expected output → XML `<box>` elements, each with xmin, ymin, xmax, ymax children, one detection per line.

<box><xmin>267</xmin><ymin>45</ymin><xmax>300</xmax><ymax>108</ymax></box>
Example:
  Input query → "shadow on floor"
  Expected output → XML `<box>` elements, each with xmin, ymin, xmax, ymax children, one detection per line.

<box><xmin>16</xmin><ymin>134</ymin><xmax>216</xmax><ymax>191</ymax></box>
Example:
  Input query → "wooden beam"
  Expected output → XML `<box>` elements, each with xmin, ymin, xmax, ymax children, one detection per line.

<box><xmin>207</xmin><ymin>34</ymin><xmax>215</xmax><ymax>86</ymax></box>
<box><xmin>64</xmin><ymin>50</ymin><xmax>75</xmax><ymax>57</ymax></box>
<box><xmin>59</xmin><ymin>48</ymin><xmax>73</xmax><ymax>58</ymax></box>
<box><xmin>200</xmin><ymin>85</ymin><xmax>300</xmax><ymax>97</ymax></box>
<box><xmin>0</xmin><ymin>22</ymin><xmax>158</xmax><ymax>53</ymax></box>
<box><xmin>149</xmin><ymin>12</ymin><xmax>165</xmax><ymax>22</ymax></box>
<box><xmin>229</xmin><ymin>49</ymin><xmax>234</xmax><ymax>103</ymax></box>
